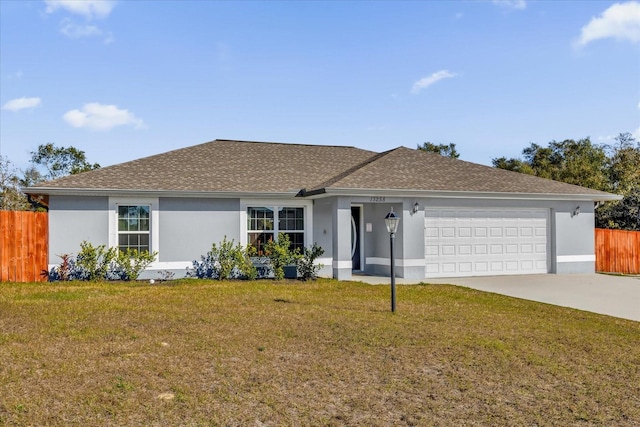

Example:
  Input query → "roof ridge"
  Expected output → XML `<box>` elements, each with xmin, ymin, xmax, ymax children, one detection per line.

<box><xmin>215</xmin><ymin>139</ymin><xmax>361</xmax><ymax>150</ymax></box>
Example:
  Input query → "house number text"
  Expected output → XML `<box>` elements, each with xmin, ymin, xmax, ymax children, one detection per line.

<box><xmin>370</xmin><ymin>196</ymin><xmax>386</xmax><ymax>202</ymax></box>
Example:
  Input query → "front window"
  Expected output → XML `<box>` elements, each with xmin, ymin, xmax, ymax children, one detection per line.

<box><xmin>247</xmin><ymin>207</ymin><xmax>275</xmax><ymax>255</ymax></box>
<box><xmin>118</xmin><ymin>205</ymin><xmax>150</xmax><ymax>253</ymax></box>
<box><xmin>248</xmin><ymin>206</ymin><xmax>304</xmax><ymax>254</ymax></box>
<box><xmin>278</xmin><ymin>207</ymin><xmax>304</xmax><ymax>251</ymax></box>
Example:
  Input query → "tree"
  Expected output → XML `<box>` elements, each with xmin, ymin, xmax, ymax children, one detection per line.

<box><xmin>605</xmin><ymin>133</ymin><xmax>640</xmax><ymax>195</ymax></box>
<box><xmin>418</xmin><ymin>142</ymin><xmax>460</xmax><ymax>158</ymax></box>
<box><xmin>596</xmin><ymin>133</ymin><xmax>640</xmax><ymax>229</ymax></box>
<box><xmin>0</xmin><ymin>155</ymin><xmax>29</xmax><ymax>210</ymax></box>
<box><xmin>491</xmin><ymin>156</ymin><xmax>534</xmax><ymax>175</ymax></box>
<box><xmin>493</xmin><ymin>138</ymin><xmax>609</xmax><ymax>191</ymax></box>
<box><xmin>493</xmin><ymin>135</ymin><xmax>640</xmax><ymax>230</ymax></box>
<box><xmin>596</xmin><ymin>186</ymin><xmax>640</xmax><ymax>230</ymax></box>
<box><xmin>30</xmin><ymin>143</ymin><xmax>100</xmax><ymax>181</ymax></box>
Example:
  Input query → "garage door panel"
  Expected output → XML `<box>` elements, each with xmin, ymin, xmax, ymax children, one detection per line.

<box><xmin>505</xmin><ymin>227</ymin><xmax>518</xmax><ymax>237</ymax></box>
<box><xmin>425</xmin><ymin>208</ymin><xmax>548</xmax><ymax>278</ymax></box>
<box><xmin>505</xmin><ymin>261</ymin><xmax>518</xmax><ymax>271</ymax></box>
<box><xmin>521</xmin><ymin>244</ymin><xmax>533</xmax><ymax>253</ymax></box>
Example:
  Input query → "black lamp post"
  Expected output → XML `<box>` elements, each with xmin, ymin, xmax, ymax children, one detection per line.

<box><xmin>385</xmin><ymin>207</ymin><xmax>400</xmax><ymax>312</ymax></box>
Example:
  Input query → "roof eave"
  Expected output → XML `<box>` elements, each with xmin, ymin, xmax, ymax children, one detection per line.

<box><xmin>304</xmin><ymin>187</ymin><xmax>622</xmax><ymax>202</ymax></box>
<box><xmin>24</xmin><ymin>187</ymin><xmax>300</xmax><ymax>199</ymax></box>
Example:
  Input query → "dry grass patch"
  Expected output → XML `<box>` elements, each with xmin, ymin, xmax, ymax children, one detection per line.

<box><xmin>0</xmin><ymin>279</ymin><xmax>638</xmax><ymax>426</ymax></box>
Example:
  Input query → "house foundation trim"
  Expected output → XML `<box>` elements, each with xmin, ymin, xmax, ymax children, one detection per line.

<box><xmin>557</xmin><ymin>255</ymin><xmax>596</xmax><ymax>263</ymax></box>
<box><xmin>366</xmin><ymin>257</ymin><xmax>425</xmax><ymax>267</ymax></box>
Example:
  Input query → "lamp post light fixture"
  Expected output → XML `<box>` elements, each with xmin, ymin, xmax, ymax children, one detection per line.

<box><xmin>385</xmin><ymin>207</ymin><xmax>400</xmax><ymax>313</ymax></box>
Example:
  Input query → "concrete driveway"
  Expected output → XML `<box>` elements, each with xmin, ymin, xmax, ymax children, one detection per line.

<box><xmin>355</xmin><ymin>274</ymin><xmax>640</xmax><ymax>322</ymax></box>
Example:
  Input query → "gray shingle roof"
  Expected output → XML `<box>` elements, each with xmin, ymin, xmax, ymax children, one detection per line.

<box><xmin>29</xmin><ymin>139</ymin><xmax>618</xmax><ymax>199</ymax></box>
<box><xmin>305</xmin><ymin>146</ymin><xmax>615</xmax><ymax>197</ymax></box>
<box><xmin>31</xmin><ymin>139</ymin><xmax>376</xmax><ymax>194</ymax></box>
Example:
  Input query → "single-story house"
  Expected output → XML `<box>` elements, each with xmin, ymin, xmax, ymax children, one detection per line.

<box><xmin>26</xmin><ymin>139</ymin><xmax>621</xmax><ymax>280</ymax></box>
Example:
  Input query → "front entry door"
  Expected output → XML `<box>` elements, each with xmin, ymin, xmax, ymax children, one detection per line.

<box><xmin>351</xmin><ymin>206</ymin><xmax>361</xmax><ymax>271</ymax></box>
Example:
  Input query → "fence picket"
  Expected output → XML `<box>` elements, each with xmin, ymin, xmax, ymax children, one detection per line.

<box><xmin>595</xmin><ymin>228</ymin><xmax>640</xmax><ymax>274</ymax></box>
<box><xmin>0</xmin><ymin>211</ymin><xmax>49</xmax><ymax>282</ymax></box>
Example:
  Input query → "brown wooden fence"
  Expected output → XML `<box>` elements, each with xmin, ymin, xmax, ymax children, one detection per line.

<box><xmin>595</xmin><ymin>228</ymin><xmax>640</xmax><ymax>274</ymax></box>
<box><xmin>0</xmin><ymin>211</ymin><xmax>49</xmax><ymax>282</ymax></box>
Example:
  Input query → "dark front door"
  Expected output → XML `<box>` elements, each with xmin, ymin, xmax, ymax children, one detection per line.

<box><xmin>351</xmin><ymin>206</ymin><xmax>361</xmax><ymax>270</ymax></box>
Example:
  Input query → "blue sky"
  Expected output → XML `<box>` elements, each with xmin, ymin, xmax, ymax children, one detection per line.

<box><xmin>1</xmin><ymin>0</ymin><xmax>639</xmax><ymax>171</ymax></box>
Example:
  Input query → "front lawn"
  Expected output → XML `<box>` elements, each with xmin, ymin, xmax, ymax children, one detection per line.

<box><xmin>0</xmin><ymin>279</ymin><xmax>638</xmax><ymax>426</ymax></box>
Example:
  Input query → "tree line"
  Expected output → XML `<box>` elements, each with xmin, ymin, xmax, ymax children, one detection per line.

<box><xmin>420</xmin><ymin>133</ymin><xmax>639</xmax><ymax>230</ymax></box>
<box><xmin>0</xmin><ymin>143</ymin><xmax>99</xmax><ymax>211</ymax></box>
<box><xmin>1</xmin><ymin>136</ymin><xmax>638</xmax><ymax>230</ymax></box>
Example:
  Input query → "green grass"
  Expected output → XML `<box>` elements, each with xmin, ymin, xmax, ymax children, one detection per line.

<box><xmin>0</xmin><ymin>279</ymin><xmax>638</xmax><ymax>426</ymax></box>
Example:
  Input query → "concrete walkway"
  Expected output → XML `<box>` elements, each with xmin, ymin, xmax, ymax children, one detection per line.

<box><xmin>353</xmin><ymin>273</ymin><xmax>640</xmax><ymax>322</ymax></box>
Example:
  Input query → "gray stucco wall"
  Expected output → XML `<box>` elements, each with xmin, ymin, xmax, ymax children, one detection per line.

<box><xmin>553</xmin><ymin>201</ymin><xmax>596</xmax><ymax>274</ymax></box>
<box><xmin>360</xmin><ymin>202</ymin><xmax>404</xmax><ymax>277</ymax></box>
<box><xmin>331</xmin><ymin>197</ymin><xmax>354</xmax><ymax>280</ymax></box>
<box><xmin>311</xmin><ymin>198</ymin><xmax>334</xmax><ymax>278</ymax></box>
<box><xmin>46</xmin><ymin>193</ymin><xmax>598</xmax><ymax>280</ymax></box>
<box><xmin>159</xmin><ymin>198</ymin><xmax>240</xmax><ymax>263</ymax></box>
<box><xmin>48</xmin><ymin>195</ymin><xmax>109</xmax><ymax>263</ymax></box>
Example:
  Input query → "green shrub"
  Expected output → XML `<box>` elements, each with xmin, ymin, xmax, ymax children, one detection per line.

<box><xmin>211</xmin><ymin>237</ymin><xmax>257</xmax><ymax>280</ymax></box>
<box><xmin>296</xmin><ymin>243</ymin><xmax>325</xmax><ymax>281</ymax></box>
<box><xmin>113</xmin><ymin>249</ymin><xmax>157</xmax><ymax>281</ymax></box>
<box><xmin>264</xmin><ymin>233</ymin><xmax>300</xmax><ymax>280</ymax></box>
<box><xmin>188</xmin><ymin>237</ymin><xmax>257</xmax><ymax>280</ymax></box>
<box><xmin>75</xmin><ymin>241</ymin><xmax>116</xmax><ymax>281</ymax></box>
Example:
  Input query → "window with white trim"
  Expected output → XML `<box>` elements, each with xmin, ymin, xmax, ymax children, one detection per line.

<box><xmin>117</xmin><ymin>205</ymin><xmax>150</xmax><ymax>253</ymax></box>
<box><xmin>247</xmin><ymin>206</ymin><xmax>305</xmax><ymax>254</ymax></box>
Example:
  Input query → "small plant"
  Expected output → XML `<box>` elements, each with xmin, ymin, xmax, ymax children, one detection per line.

<box><xmin>187</xmin><ymin>237</ymin><xmax>257</xmax><ymax>280</ymax></box>
<box><xmin>238</xmin><ymin>245</ymin><xmax>258</xmax><ymax>280</ymax></box>
<box><xmin>158</xmin><ymin>270</ymin><xmax>175</xmax><ymax>281</ymax></box>
<box><xmin>212</xmin><ymin>237</ymin><xmax>242</xmax><ymax>280</ymax></box>
<box><xmin>110</xmin><ymin>249</ymin><xmax>157</xmax><ymax>281</ymax></box>
<box><xmin>75</xmin><ymin>241</ymin><xmax>117</xmax><ymax>281</ymax></box>
<box><xmin>296</xmin><ymin>243</ymin><xmax>325</xmax><ymax>281</ymax></box>
<box><xmin>264</xmin><ymin>233</ymin><xmax>300</xmax><ymax>280</ymax></box>
<box><xmin>53</xmin><ymin>253</ymin><xmax>76</xmax><ymax>281</ymax></box>
<box><xmin>187</xmin><ymin>251</ymin><xmax>216</xmax><ymax>279</ymax></box>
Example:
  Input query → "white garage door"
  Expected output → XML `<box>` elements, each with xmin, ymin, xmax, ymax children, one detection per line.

<box><xmin>425</xmin><ymin>208</ymin><xmax>548</xmax><ymax>278</ymax></box>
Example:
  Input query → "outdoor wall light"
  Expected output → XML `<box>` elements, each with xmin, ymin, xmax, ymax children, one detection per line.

<box><xmin>385</xmin><ymin>207</ymin><xmax>400</xmax><ymax>313</ymax></box>
<box><xmin>572</xmin><ymin>206</ymin><xmax>581</xmax><ymax>217</ymax></box>
<box><xmin>412</xmin><ymin>202</ymin><xmax>419</xmax><ymax>214</ymax></box>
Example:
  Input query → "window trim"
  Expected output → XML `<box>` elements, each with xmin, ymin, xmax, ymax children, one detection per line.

<box><xmin>240</xmin><ymin>199</ymin><xmax>313</xmax><ymax>249</ymax></box>
<box><xmin>109</xmin><ymin>197</ymin><xmax>159</xmax><ymax>256</ymax></box>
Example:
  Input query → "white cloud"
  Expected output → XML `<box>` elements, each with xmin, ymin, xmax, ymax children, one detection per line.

<box><xmin>63</xmin><ymin>103</ymin><xmax>145</xmax><ymax>131</ymax></box>
<box><xmin>44</xmin><ymin>0</ymin><xmax>116</xmax><ymax>20</ymax></box>
<box><xmin>2</xmin><ymin>97</ymin><xmax>42</xmax><ymax>112</ymax></box>
<box><xmin>411</xmin><ymin>70</ymin><xmax>458</xmax><ymax>94</ymax></box>
<box><xmin>59</xmin><ymin>18</ymin><xmax>114</xmax><ymax>43</ymax></box>
<box><xmin>45</xmin><ymin>0</ymin><xmax>116</xmax><ymax>42</ymax></box>
<box><xmin>60</xmin><ymin>20</ymin><xmax>101</xmax><ymax>38</ymax></box>
<box><xmin>492</xmin><ymin>0</ymin><xmax>527</xmax><ymax>10</ymax></box>
<box><xmin>576</xmin><ymin>1</ymin><xmax>640</xmax><ymax>47</ymax></box>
